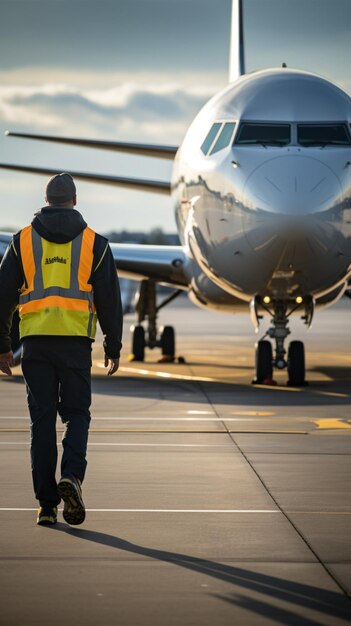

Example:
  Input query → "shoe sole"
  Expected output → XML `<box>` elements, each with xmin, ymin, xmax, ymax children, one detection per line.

<box><xmin>58</xmin><ymin>480</ymin><xmax>86</xmax><ymax>526</ymax></box>
<box><xmin>37</xmin><ymin>518</ymin><xmax>57</xmax><ymax>526</ymax></box>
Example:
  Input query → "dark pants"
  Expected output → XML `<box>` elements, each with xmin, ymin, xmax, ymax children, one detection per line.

<box><xmin>21</xmin><ymin>337</ymin><xmax>92</xmax><ymax>507</ymax></box>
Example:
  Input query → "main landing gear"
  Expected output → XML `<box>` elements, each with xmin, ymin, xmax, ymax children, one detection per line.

<box><xmin>251</xmin><ymin>297</ymin><xmax>313</xmax><ymax>386</ymax></box>
<box><xmin>130</xmin><ymin>279</ymin><xmax>182</xmax><ymax>362</ymax></box>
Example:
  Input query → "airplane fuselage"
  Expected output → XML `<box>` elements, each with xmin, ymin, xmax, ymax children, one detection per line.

<box><xmin>172</xmin><ymin>69</ymin><xmax>351</xmax><ymax>314</ymax></box>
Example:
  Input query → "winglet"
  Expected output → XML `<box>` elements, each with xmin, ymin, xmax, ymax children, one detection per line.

<box><xmin>228</xmin><ymin>0</ymin><xmax>245</xmax><ymax>83</ymax></box>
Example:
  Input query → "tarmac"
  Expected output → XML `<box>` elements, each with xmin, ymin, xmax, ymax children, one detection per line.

<box><xmin>0</xmin><ymin>297</ymin><xmax>351</xmax><ymax>625</ymax></box>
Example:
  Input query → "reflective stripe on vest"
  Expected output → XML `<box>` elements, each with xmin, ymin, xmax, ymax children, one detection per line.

<box><xmin>18</xmin><ymin>225</ymin><xmax>97</xmax><ymax>339</ymax></box>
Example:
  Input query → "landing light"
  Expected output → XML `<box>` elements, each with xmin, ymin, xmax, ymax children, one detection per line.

<box><xmin>263</xmin><ymin>296</ymin><xmax>271</xmax><ymax>304</ymax></box>
<box><xmin>296</xmin><ymin>296</ymin><xmax>303</xmax><ymax>304</ymax></box>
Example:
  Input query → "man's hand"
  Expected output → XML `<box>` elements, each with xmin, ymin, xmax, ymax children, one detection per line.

<box><xmin>104</xmin><ymin>355</ymin><xmax>119</xmax><ymax>376</ymax></box>
<box><xmin>0</xmin><ymin>351</ymin><xmax>14</xmax><ymax>376</ymax></box>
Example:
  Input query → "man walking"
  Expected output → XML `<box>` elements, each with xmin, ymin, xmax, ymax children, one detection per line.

<box><xmin>0</xmin><ymin>173</ymin><xmax>123</xmax><ymax>526</ymax></box>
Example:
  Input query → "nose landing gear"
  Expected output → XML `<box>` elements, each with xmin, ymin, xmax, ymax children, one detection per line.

<box><xmin>130</xmin><ymin>279</ymin><xmax>182</xmax><ymax>362</ymax></box>
<box><xmin>252</xmin><ymin>297</ymin><xmax>312</xmax><ymax>385</ymax></box>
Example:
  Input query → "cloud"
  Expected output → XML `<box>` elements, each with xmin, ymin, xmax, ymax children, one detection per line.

<box><xmin>0</xmin><ymin>81</ymin><xmax>219</xmax><ymax>143</ymax></box>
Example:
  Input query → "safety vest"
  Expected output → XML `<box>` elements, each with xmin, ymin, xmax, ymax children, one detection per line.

<box><xmin>18</xmin><ymin>225</ymin><xmax>97</xmax><ymax>340</ymax></box>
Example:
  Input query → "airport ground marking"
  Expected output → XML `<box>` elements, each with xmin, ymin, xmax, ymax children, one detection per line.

<box><xmin>0</xmin><ymin>416</ymin><xmax>315</xmax><ymax>422</ymax></box>
<box><xmin>101</xmin><ymin>364</ymin><xmax>307</xmax><ymax>389</ymax></box>
<box><xmin>112</xmin><ymin>365</ymin><xmax>219</xmax><ymax>383</ymax></box>
<box><xmin>0</xmin><ymin>415</ymin><xmax>344</xmax><ymax>424</ymax></box>
<box><xmin>314</xmin><ymin>391</ymin><xmax>349</xmax><ymax>398</ymax></box>
<box><xmin>115</xmin><ymin>364</ymin><xmax>350</xmax><ymax>398</ymax></box>
<box><xmin>230</xmin><ymin>411</ymin><xmax>275</xmax><ymax>416</ymax></box>
<box><xmin>253</xmin><ymin>384</ymin><xmax>302</xmax><ymax>392</ymax></box>
<box><xmin>314</xmin><ymin>419</ymin><xmax>351</xmax><ymax>430</ymax></box>
<box><xmin>0</xmin><ymin>425</ymin><xmax>309</xmax><ymax>435</ymax></box>
<box><xmin>0</xmin><ymin>441</ymin><xmax>235</xmax><ymax>448</ymax></box>
<box><xmin>0</xmin><ymin>416</ymin><xmax>303</xmax><ymax>421</ymax></box>
<box><xmin>0</xmin><ymin>508</ymin><xmax>280</xmax><ymax>513</ymax></box>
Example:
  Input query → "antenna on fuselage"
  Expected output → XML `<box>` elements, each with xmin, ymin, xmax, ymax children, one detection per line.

<box><xmin>282</xmin><ymin>62</ymin><xmax>287</xmax><ymax>68</ymax></box>
<box><xmin>229</xmin><ymin>0</ymin><xmax>245</xmax><ymax>82</ymax></box>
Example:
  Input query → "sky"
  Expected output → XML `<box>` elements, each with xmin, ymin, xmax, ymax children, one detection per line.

<box><xmin>0</xmin><ymin>0</ymin><xmax>350</xmax><ymax>233</ymax></box>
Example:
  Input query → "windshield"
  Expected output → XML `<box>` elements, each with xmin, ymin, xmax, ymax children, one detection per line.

<box><xmin>201</xmin><ymin>123</ymin><xmax>222</xmax><ymax>155</ymax></box>
<box><xmin>235</xmin><ymin>123</ymin><xmax>291</xmax><ymax>146</ymax></box>
<box><xmin>210</xmin><ymin>122</ymin><xmax>236</xmax><ymax>154</ymax></box>
<box><xmin>297</xmin><ymin>123</ymin><xmax>351</xmax><ymax>146</ymax></box>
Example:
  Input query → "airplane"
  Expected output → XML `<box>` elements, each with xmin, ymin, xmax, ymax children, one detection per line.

<box><xmin>0</xmin><ymin>0</ymin><xmax>351</xmax><ymax>385</ymax></box>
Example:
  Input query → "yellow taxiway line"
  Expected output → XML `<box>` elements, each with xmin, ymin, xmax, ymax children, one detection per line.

<box><xmin>314</xmin><ymin>419</ymin><xmax>351</xmax><ymax>430</ymax></box>
<box><xmin>95</xmin><ymin>362</ymin><xmax>351</xmax><ymax>402</ymax></box>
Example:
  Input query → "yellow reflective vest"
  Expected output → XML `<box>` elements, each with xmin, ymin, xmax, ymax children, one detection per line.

<box><xmin>18</xmin><ymin>225</ymin><xmax>97</xmax><ymax>339</ymax></box>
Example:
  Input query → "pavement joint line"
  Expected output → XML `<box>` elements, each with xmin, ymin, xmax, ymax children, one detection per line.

<box><xmin>227</xmin><ymin>428</ymin><xmax>351</xmax><ymax>597</ymax></box>
<box><xmin>189</xmin><ymin>367</ymin><xmax>351</xmax><ymax>600</ymax></box>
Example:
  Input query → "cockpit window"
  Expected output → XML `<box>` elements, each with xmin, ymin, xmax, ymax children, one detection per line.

<box><xmin>235</xmin><ymin>123</ymin><xmax>291</xmax><ymax>146</ymax></box>
<box><xmin>201</xmin><ymin>122</ymin><xmax>222</xmax><ymax>155</ymax></box>
<box><xmin>210</xmin><ymin>122</ymin><xmax>236</xmax><ymax>155</ymax></box>
<box><xmin>297</xmin><ymin>123</ymin><xmax>351</xmax><ymax>146</ymax></box>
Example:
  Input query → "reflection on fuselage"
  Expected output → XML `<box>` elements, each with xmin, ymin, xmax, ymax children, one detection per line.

<box><xmin>172</xmin><ymin>69</ymin><xmax>351</xmax><ymax>311</ymax></box>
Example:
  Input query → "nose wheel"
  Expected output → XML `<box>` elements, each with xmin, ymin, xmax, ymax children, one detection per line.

<box><xmin>254</xmin><ymin>340</ymin><xmax>273</xmax><ymax>384</ymax></box>
<box><xmin>251</xmin><ymin>297</ymin><xmax>310</xmax><ymax>386</ymax></box>
<box><xmin>287</xmin><ymin>340</ymin><xmax>305</xmax><ymax>386</ymax></box>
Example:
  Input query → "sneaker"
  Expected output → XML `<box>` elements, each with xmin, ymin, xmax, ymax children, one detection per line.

<box><xmin>58</xmin><ymin>475</ymin><xmax>86</xmax><ymax>525</ymax></box>
<box><xmin>37</xmin><ymin>506</ymin><xmax>58</xmax><ymax>526</ymax></box>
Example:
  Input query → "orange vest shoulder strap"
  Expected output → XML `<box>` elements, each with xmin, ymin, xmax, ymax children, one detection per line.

<box><xmin>78</xmin><ymin>226</ymin><xmax>96</xmax><ymax>291</ymax></box>
<box><xmin>20</xmin><ymin>225</ymin><xmax>35</xmax><ymax>293</ymax></box>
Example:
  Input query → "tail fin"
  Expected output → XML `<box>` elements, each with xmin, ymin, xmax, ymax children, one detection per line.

<box><xmin>228</xmin><ymin>0</ymin><xmax>245</xmax><ymax>82</ymax></box>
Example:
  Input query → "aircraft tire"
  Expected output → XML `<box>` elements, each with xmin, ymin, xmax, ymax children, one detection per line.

<box><xmin>160</xmin><ymin>325</ymin><xmax>175</xmax><ymax>357</ymax></box>
<box><xmin>131</xmin><ymin>325</ymin><xmax>145</xmax><ymax>362</ymax></box>
<box><xmin>287</xmin><ymin>340</ymin><xmax>305</xmax><ymax>386</ymax></box>
<box><xmin>255</xmin><ymin>340</ymin><xmax>273</xmax><ymax>383</ymax></box>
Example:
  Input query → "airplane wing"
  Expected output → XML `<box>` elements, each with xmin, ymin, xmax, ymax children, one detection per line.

<box><xmin>0</xmin><ymin>163</ymin><xmax>170</xmax><ymax>195</ymax></box>
<box><xmin>5</xmin><ymin>131</ymin><xmax>178</xmax><ymax>160</ymax></box>
<box><xmin>0</xmin><ymin>232</ymin><xmax>190</xmax><ymax>289</ymax></box>
<box><xmin>111</xmin><ymin>243</ymin><xmax>190</xmax><ymax>288</ymax></box>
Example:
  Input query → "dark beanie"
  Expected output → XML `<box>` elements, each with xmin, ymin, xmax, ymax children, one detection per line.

<box><xmin>46</xmin><ymin>172</ymin><xmax>76</xmax><ymax>204</ymax></box>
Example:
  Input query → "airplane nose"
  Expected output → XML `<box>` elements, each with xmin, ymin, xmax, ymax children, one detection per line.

<box><xmin>243</xmin><ymin>155</ymin><xmax>342</xmax><ymax>215</ymax></box>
